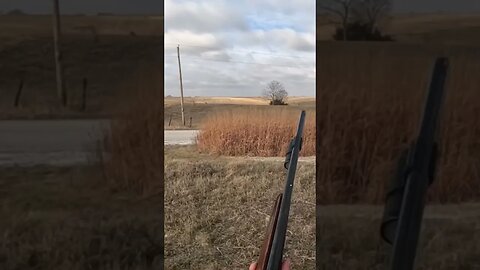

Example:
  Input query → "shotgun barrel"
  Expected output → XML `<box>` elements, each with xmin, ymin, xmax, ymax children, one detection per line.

<box><xmin>256</xmin><ymin>110</ymin><xmax>306</xmax><ymax>270</ymax></box>
<box><xmin>380</xmin><ymin>57</ymin><xmax>449</xmax><ymax>270</ymax></box>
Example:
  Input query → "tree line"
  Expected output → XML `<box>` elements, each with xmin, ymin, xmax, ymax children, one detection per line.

<box><xmin>318</xmin><ymin>0</ymin><xmax>394</xmax><ymax>41</ymax></box>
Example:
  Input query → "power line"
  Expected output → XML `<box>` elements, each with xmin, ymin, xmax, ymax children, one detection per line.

<box><xmin>164</xmin><ymin>42</ymin><xmax>314</xmax><ymax>60</ymax></box>
<box><xmin>164</xmin><ymin>52</ymin><xmax>315</xmax><ymax>66</ymax></box>
<box><xmin>164</xmin><ymin>54</ymin><xmax>314</xmax><ymax>68</ymax></box>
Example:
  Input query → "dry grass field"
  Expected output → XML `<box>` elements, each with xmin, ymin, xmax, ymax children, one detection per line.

<box><xmin>164</xmin><ymin>96</ymin><xmax>315</xmax><ymax>129</ymax></box>
<box><xmin>197</xmin><ymin>108</ymin><xmax>315</xmax><ymax>156</ymax></box>
<box><xmin>101</xmin><ymin>67</ymin><xmax>314</xmax><ymax>267</ymax></box>
<box><xmin>0</xmin><ymin>166</ymin><xmax>162</xmax><ymax>270</ymax></box>
<box><xmin>317</xmin><ymin>204</ymin><xmax>480</xmax><ymax>269</ymax></box>
<box><xmin>164</xmin><ymin>96</ymin><xmax>315</xmax><ymax>106</ymax></box>
<box><xmin>0</xmin><ymin>15</ymin><xmax>164</xmax><ymax>269</ymax></box>
<box><xmin>164</xmin><ymin>146</ymin><xmax>315</xmax><ymax>270</ymax></box>
<box><xmin>100</xmin><ymin>65</ymin><xmax>163</xmax><ymax>195</ymax></box>
<box><xmin>314</xmin><ymin>34</ymin><xmax>480</xmax><ymax>269</ymax></box>
<box><xmin>0</xmin><ymin>15</ymin><xmax>162</xmax><ymax>48</ymax></box>
<box><xmin>162</xmin><ymin>142</ymin><xmax>480</xmax><ymax>270</ymax></box>
<box><xmin>0</xmin><ymin>15</ymin><xmax>162</xmax><ymax>119</ymax></box>
<box><xmin>316</xmin><ymin>42</ymin><xmax>480</xmax><ymax>204</ymax></box>
<box><xmin>314</xmin><ymin>12</ymin><xmax>480</xmax><ymax>269</ymax></box>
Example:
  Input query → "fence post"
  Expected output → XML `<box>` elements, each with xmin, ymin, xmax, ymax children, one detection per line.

<box><xmin>81</xmin><ymin>77</ymin><xmax>88</xmax><ymax>111</ymax></box>
<box><xmin>91</xmin><ymin>27</ymin><xmax>99</xmax><ymax>43</ymax></box>
<box><xmin>189</xmin><ymin>116</ymin><xmax>192</xmax><ymax>128</ymax></box>
<box><xmin>168</xmin><ymin>114</ymin><xmax>172</xmax><ymax>126</ymax></box>
<box><xmin>52</xmin><ymin>0</ymin><xmax>67</xmax><ymax>107</ymax></box>
<box><xmin>14</xmin><ymin>77</ymin><xmax>24</xmax><ymax>108</ymax></box>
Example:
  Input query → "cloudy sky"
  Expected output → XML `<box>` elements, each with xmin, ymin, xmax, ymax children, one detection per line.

<box><xmin>164</xmin><ymin>0</ymin><xmax>315</xmax><ymax>97</ymax></box>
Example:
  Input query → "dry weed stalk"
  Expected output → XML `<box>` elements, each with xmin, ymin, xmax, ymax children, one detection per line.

<box><xmin>100</xmin><ymin>65</ymin><xmax>163</xmax><ymax>195</ymax></box>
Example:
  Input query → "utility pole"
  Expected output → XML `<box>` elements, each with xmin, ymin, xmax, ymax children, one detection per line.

<box><xmin>177</xmin><ymin>44</ymin><xmax>186</xmax><ymax>126</ymax></box>
<box><xmin>52</xmin><ymin>0</ymin><xmax>67</xmax><ymax>107</ymax></box>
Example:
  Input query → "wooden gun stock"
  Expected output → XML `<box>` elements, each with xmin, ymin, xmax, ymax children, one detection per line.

<box><xmin>256</xmin><ymin>194</ymin><xmax>282</xmax><ymax>270</ymax></box>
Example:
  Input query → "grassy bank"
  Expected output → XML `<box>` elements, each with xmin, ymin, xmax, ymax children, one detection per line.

<box><xmin>0</xmin><ymin>166</ymin><xmax>162</xmax><ymax>270</ymax></box>
<box><xmin>317</xmin><ymin>205</ymin><xmax>480</xmax><ymax>269</ymax></box>
<box><xmin>164</xmin><ymin>146</ymin><xmax>315</xmax><ymax>269</ymax></box>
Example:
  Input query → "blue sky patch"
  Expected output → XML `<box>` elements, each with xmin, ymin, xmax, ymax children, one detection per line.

<box><xmin>246</xmin><ymin>13</ymin><xmax>302</xmax><ymax>32</ymax></box>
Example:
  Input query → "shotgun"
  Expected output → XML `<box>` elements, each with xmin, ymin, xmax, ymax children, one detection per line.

<box><xmin>255</xmin><ymin>110</ymin><xmax>306</xmax><ymax>270</ymax></box>
<box><xmin>380</xmin><ymin>57</ymin><xmax>449</xmax><ymax>270</ymax></box>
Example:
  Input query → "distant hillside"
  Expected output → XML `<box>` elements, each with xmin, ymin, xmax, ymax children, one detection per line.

<box><xmin>317</xmin><ymin>13</ymin><xmax>480</xmax><ymax>45</ymax></box>
<box><xmin>0</xmin><ymin>0</ymin><xmax>163</xmax><ymax>15</ymax></box>
<box><xmin>0</xmin><ymin>15</ymin><xmax>162</xmax><ymax>118</ymax></box>
<box><xmin>164</xmin><ymin>96</ymin><xmax>315</xmax><ymax>106</ymax></box>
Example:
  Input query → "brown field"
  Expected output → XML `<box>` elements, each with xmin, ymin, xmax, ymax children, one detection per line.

<box><xmin>0</xmin><ymin>15</ymin><xmax>162</xmax><ymax>48</ymax></box>
<box><xmin>317</xmin><ymin>204</ymin><xmax>480</xmax><ymax>269</ymax></box>
<box><xmin>164</xmin><ymin>97</ymin><xmax>315</xmax><ymax>129</ymax></box>
<box><xmin>164</xmin><ymin>96</ymin><xmax>315</xmax><ymax>106</ymax></box>
<box><xmin>197</xmin><ymin>108</ymin><xmax>315</xmax><ymax>156</ymax></box>
<box><xmin>164</xmin><ymin>146</ymin><xmax>315</xmax><ymax>269</ymax></box>
<box><xmin>0</xmin><ymin>166</ymin><xmax>162</xmax><ymax>270</ymax></box>
<box><xmin>316</xmin><ymin>41</ymin><xmax>480</xmax><ymax>204</ymax></box>
<box><xmin>8</xmin><ymin>12</ymin><xmax>480</xmax><ymax>270</ymax></box>
<box><xmin>0</xmin><ymin>15</ymin><xmax>162</xmax><ymax>119</ymax></box>
<box><xmin>0</xmin><ymin>13</ymin><xmax>164</xmax><ymax>268</ymax></box>
<box><xmin>317</xmin><ymin>13</ymin><xmax>480</xmax><ymax>44</ymax></box>
<box><xmin>315</xmin><ymin>33</ymin><xmax>480</xmax><ymax>270</ymax></box>
<box><xmin>162</xmin><ymin>144</ymin><xmax>480</xmax><ymax>270</ymax></box>
<box><xmin>104</xmin><ymin>71</ymin><xmax>314</xmax><ymax>267</ymax></box>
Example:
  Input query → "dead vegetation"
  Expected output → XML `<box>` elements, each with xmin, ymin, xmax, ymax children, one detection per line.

<box><xmin>164</xmin><ymin>97</ymin><xmax>315</xmax><ymax>130</ymax></box>
<box><xmin>100</xmin><ymin>66</ymin><xmax>163</xmax><ymax>195</ymax></box>
<box><xmin>0</xmin><ymin>166</ymin><xmax>162</xmax><ymax>270</ymax></box>
<box><xmin>0</xmin><ymin>15</ymin><xmax>162</xmax><ymax>119</ymax></box>
<box><xmin>164</xmin><ymin>146</ymin><xmax>315</xmax><ymax>269</ymax></box>
<box><xmin>197</xmin><ymin>108</ymin><xmax>315</xmax><ymax>157</ymax></box>
<box><xmin>316</xmin><ymin>42</ymin><xmax>480</xmax><ymax>204</ymax></box>
<box><xmin>317</xmin><ymin>205</ymin><xmax>480</xmax><ymax>269</ymax></box>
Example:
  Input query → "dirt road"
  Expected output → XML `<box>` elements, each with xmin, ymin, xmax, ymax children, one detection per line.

<box><xmin>164</xmin><ymin>130</ymin><xmax>199</xmax><ymax>145</ymax></box>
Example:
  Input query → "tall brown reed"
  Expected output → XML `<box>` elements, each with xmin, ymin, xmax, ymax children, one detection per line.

<box><xmin>100</xmin><ymin>65</ymin><xmax>163</xmax><ymax>195</ymax></box>
<box><xmin>197</xmin><ymin>107</ymin><xmax>315</xmax><ymax>157</ymax></box>
<box><xmin>317</xmin><ymin>42</ymin><xmax>480</xmax><ymax>204</ymax></box>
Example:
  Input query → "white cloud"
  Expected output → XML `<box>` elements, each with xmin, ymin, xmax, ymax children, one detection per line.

<box><xmin>165</xmin><ymin>0</ymin><xmax>247</xmax><ymax>32</ymax></box>
<box><xmin>165</xmin><ymin>31</ymin><xmax>224</xmax><ymax>52</ymax></box>
<box><xmin>165</xmin><ymin>0</ymin><xmax>315</xmax><ymax>97</ymax></box>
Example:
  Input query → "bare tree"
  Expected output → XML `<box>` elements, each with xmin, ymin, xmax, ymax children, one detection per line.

<box><xmin>319</xmin><ymin>0</ymin><xmax>392</xmax><ymax>40</ymax></box>
<box><xmin>318</xmin><ymin>0</ymin><xmax>356</xmax><ymax>41</ymax></box>
<box><xmin>263</xmin><ymin>80</ymin><xmax>288</xmax><ymax>105</ymax></box>
<box><xmin>353</xmin><ymin>0</ymin><xmax>392</xmax><ymax>34</ymax></box>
